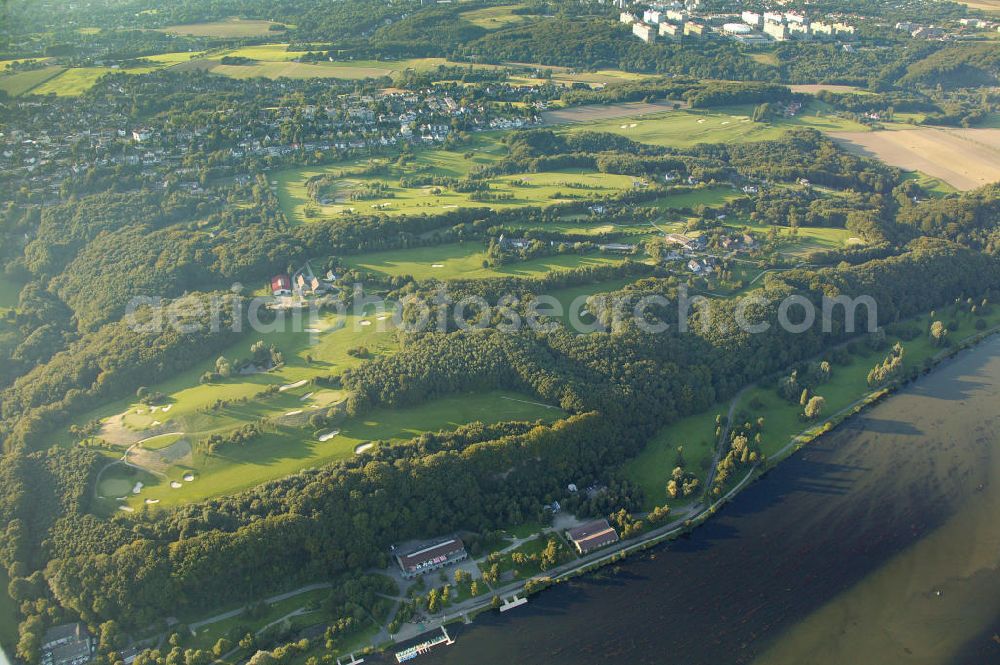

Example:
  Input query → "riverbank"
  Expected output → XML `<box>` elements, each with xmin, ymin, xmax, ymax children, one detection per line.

<box><xmin>396</xmin><ymin>326</ymin><xmax>1000</xmax><ymax>664</ymax></box>
<box><xmin>354</xmin><ymin>310</ymin><xmax>1000</xmax><ymax>661</ymax></box>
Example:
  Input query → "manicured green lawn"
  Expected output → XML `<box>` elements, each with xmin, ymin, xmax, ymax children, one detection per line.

<box><xmin>99</xmin><ymin>389</ymin><xmax>564</xmax><ymax>511</ymax></box>
<box><xmin>67</xmin><ymin>312</ymin><xmax>398</xmax><ymax>446</ymax></box>
<box><xmin>138</xmin><ymin>432</ymin><xmax>186</xmax><ymax>450</ymax></box>
<box><xmin>342</xmin><ymin>243</ymin><xmax>628</xmax><ymax>281</ymax></box>
<box><xmin>275</xmin><ymin>153</ymin><xmax>638</xmax><ymax>220</ymax></box>
<box><xmin>639</xmin><ymin>186</ymin><xmax>744</xmax><ymax>211</ymax></box>
<box><xmin>902</xmin><ymin>171</ymin><xmax>958</xmax><ymax>197</ymax></box>
<box><xmin>562</xmin><ymin>102</ymin><xmax>868</xmax><ymax>148</ymax></box>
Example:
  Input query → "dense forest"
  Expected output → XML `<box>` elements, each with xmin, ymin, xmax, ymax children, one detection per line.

<box><xmin>3</xmin><ymin>0</ymin><xmax>1000</xmax><ymax>662</ymax></box>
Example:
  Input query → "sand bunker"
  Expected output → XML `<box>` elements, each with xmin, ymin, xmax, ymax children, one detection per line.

<box><xmin>376</xmin><ymin>315</ymin><xmax>389</xmax><ymax>321</ymax></box>
<box><xmin>118</xmin><ymin>506</ymin><xmax>134</xmax><ymax>513</ymax></box>
<box><xmin>354</xmin><ymin>442</ymin><xmax>374</xmax><ymax>454</ymax></box>
<box><xmin>285</xmin><ymin>409</ymin><xmax>303</xmax><ymax>416</ymax></box>
<box><xmin>301</xmin><ymin>392</ymin><xmax>313</xmax><ymax>401</ymax></box>
<box><xmin>161</xmin><ymin>404</ymin><xmax>172</xmax><ymax>412</ymax></box>
<box><xmin>360</xmin><ymin>320</ymin><xmax>372</xmax><ymax>326</ymax></box>
<box><xmin>132</xmin><ymin>482</ymin><xmax>144</xmax><ymax>494</ymax></box>
<box><xmin>279</xmin><ymin>379</ymin><xmax>308</xmax><ymax>391</ymax></box>
<box><xmin>317</xmin><ymin>429</ymin><xmax>340</xmax><ymax>442</ymax></box>
<box><xmin>170</xmin><ymin>481</ymin><xmax>182</xmax><ymax>489</ymax></box>
<box><xmin>305</xmin><ymin>327</ymin><xmax>320</xmax><ymax>333</ymax></box>
<box><xmin>431</xmin><ymin>263</ymin><xmax>444</xmax><ymax>268</ymax></box>
<box><xmin>150</xmin><ymin>420</ymin><xmax>161</xmax><ymax>426</ymax></box>
<box><xmin>697</xmin><ymin>119</ymin><xmax>706</xmax><ymax>124</ymax></box>
<box><xmin>145</xmin><ymin>498</ymin><xmax>160</xmax><ymax>505</ymax></box>
<box><xmin>183</xmin><ymin>472</ymin><xmax>195</xmax><ymax>482</ymax></box>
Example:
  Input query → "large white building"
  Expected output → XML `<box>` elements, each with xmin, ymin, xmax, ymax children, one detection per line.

<box><xmin>643</xmin><ymin>9</ymin><xmax>663</xmax><ymax>24</ymax></box>
<box><xmin>633</xmin><ymin>21</ymin><xmax>657</xmax><ymax>42</ymax></box>
<box><xmin>742</xmin><ymin>11</ymin><xmax>762</xmax><ymax>28</ymax></box>
<box><xmin>763</xmin><ymin>20</ymin><xmax>790</xmax><ymax>41</ymax></box>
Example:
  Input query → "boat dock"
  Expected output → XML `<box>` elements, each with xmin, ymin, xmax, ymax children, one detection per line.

<box><xmin>336</xmin><ymin>655</ymin><xmax>364</xmax><ymax>665</ymax></box>
<box><xmin>394</xmin><ymin>627</ymin><xmax>454</xmax><ymax>662</ymax></box>
<box><xmin>499</xmin><ymin>594</ymin><xmax>528</xmax><ymax>612</ymax></box>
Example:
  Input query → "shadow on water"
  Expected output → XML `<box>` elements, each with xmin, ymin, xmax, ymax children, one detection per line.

<box><xmin>841</xmin><ymin>416</ymin><xmax>924</xmax><ymax>436</ymax></box>
<box><xmin>377</xmin><ymin>339</ymin><xmax>1000</xmax><ymax>665</ymax></box>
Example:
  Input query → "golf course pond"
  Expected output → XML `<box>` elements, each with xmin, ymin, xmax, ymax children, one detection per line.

<box><xmin>386</xmin><ymin>335</ymin><xmax>1000</xmax><ymax>664</ymax></box>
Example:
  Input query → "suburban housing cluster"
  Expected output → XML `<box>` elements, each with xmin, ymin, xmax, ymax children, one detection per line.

<box><xmin>619</xmin><ymin>1</ymin><xmax>855</xmax><ymax>45</ymax></box>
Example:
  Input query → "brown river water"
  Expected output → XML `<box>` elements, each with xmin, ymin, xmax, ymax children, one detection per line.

<box><xmin>381</xmin><ymin>335</ymin><xmax>1000</xmax><ymax>665</ymax></box>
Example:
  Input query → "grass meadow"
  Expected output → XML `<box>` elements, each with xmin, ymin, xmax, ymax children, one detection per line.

<box><xmin>624</xmin><ymin>303</ymin><xmax>1000</xmax><ymax>511</ymax></box>
<box><xmin>341</xmin><ymin>242</ymin><xmax>629</xmax><ymax>281</ymax></box>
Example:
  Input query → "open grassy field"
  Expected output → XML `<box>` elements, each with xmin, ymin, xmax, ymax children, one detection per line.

<box><xmin>158</xmin><ymin>18</ymin><xmax>289</xmax><ymax>37</ymax></box>
<box><xmin>342</xmin><ymin>242</ymin><xmax>629</xmax><ymax>281</ymax></box>
<box><xmin>460</xmin><ymin>4</ymin><xmax>531</xmax><ymax>29</ymax></box>
<box><xmin>0</xmin><ymin>65</ymin><xmax>65</xmax><ymax>96</ymax></box>
<box><xmin>30</xmin><ymin>64</ymin><xmax>163</xmax><ymax>96</ymax></box>
<box><xmin>98</xmin><ymin>389</ymin><xmax>562</xmax><ymax>511</ymax></box>
<box><xmin>831</xmin><ymin>126</ymin><xmax>1000</xmax><ymax>191</ymax></box>
<box><xmin>622</xmin><ymin>406</ymin><xmax>722</xmax><ymax>512</ymax></box>
<box><xmin>561</xmin><ymin>103</ymin><xmax>868</xmax><ymax>148</ymax></box>
<box><xmin>624</xmin><ymin>303</ymin><xmax>1000</xmax><ymax>511</ymax></box>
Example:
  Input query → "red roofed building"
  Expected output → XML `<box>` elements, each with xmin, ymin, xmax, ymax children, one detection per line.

<box><xmin>271</xmin><ymin>274</ymin><xmax>291</xmax><ymax>296</ymax></box>
<box><xmin>396</xmin><ymin>538</ymin><xmax>467</xmax><ymax>578</ymax></box>
<box><xmin>567</xmin><ymin>519</ymin><xmax>619</xmax><ymax>555</ymax></box>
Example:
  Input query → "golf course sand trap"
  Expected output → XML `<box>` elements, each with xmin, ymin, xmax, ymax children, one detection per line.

<box><xmin>145</xmin><ymin>498</ymin><xmax>160</xmax><ymax>505</ymax></box>
<box><xmin>830</xmin><ymin>127</ymin><xmax>1000</xmax><ymax>190</ymax></box>
<box><xmin>317</xmin><ymin>429</ymin><xmax>340</xmax><ymax>442</ymax></box>
<box><xmin>354</xmin><ymin>442</ymin><xmax>374</xmax><ymax>454</ymax></box>
<box><xmin>161</xmin><ymin>404</ymin><xmax>173</xmax><ymax>412</ymax></box>
<box><xmin>305</xmin><ymin>327</ymin><xmax>320</xmax><ymax>333</ymax></box>
<box><xmin>285</xmin><ymin>409</ymin><xmax>303</xmax><ymax>416</ymax></box>
<box><xmin>118</xmin><ymin>506</ymin><xmax>134</xmax><ymax>513</ymax></box>
<box><xmin>432</xmin><ymin>263</ymin><xmax>444</xmax><ymax>268</ymax></box>
<box><xmin>170</xmin><ymin>481</ymin><xmax>183</xmax><ymax>489</ymax></box>
<box><xmin>376</xmin><ymin>315</ymin><xmax>389</xmax><ymax>321</ymax></box>
<box><xmin>183</xmin><ymin>472</ymin><xmax>195</xmax><ymax>482</ymax></box>
<box><xmin>301</xmin><ymin>392</ymin><xmax>313</xmax><ymax>401</ymax></box>
<box><xmin>279</xmin><ymin>379</ymin><xmax>308</xmax><ymax>391</ymax></box>
<box><xmin>132</xmin><ymin>482</ymin><xmax>143</xmax><ymax>494</ymax></box>
<box><xmin>360</xmin><ymin>320</ymin><xmax>372</xmax><ymax>326</ymax></box>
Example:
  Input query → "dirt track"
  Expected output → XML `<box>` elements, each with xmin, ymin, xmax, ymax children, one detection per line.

<box><xmin>830</xmin><ymin>127</ymin><xmax>1000</xmax><ymax>191</ymax></box>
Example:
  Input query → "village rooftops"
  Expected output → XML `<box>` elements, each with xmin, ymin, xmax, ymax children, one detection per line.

<box><xmin>567</xmin><ymin>519</ymin><xmax>620</xmax><ymax>554</ymax></box>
